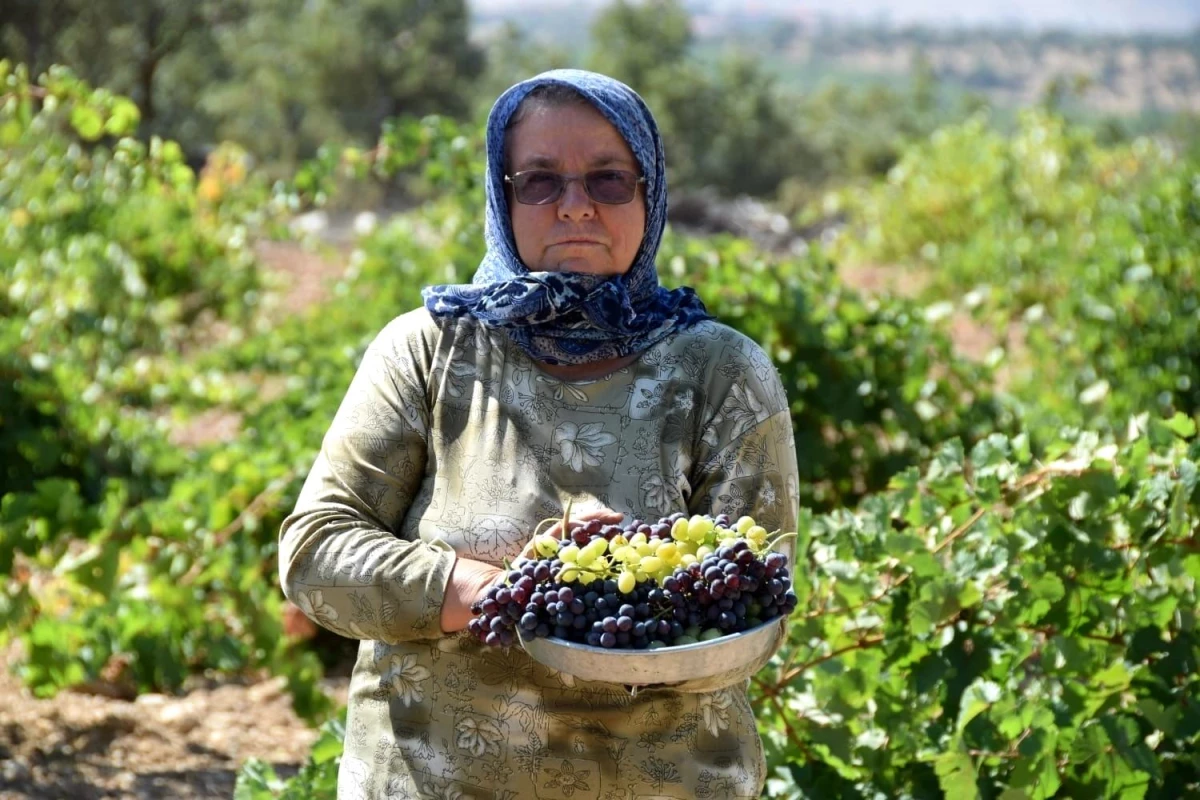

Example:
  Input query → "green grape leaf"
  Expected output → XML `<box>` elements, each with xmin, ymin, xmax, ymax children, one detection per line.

<box><xmin>233</xmin><ymin>758</ymin><xmax>285</xmax><ymax>799</ymax></box>
<box><xmin>1101</xmin><ymin>715</ymin><xmax>1163</xmax><ymax>782</ymax></box>
<box><xmin>54</xmin><ymin>539</ymin><xmax>121</xmax><ymax>596</ymax></box>
<box><xmin>934</xmin><ymin>748</ymin><xmax>980</xmax><ymax>800</ymax></box>
<box><xmin>1069</xmin><ymin>721</ymin><xmax>1109</xmax><ymax>765</ymax></box>
<box><xmin>1136</xmin><ymin>698</ymin><xmax>1178</xmax><ymax>737</ymax></box>
<box><xmin>957</xmin><ymin>678</ymin><xmax>1002</xmax><ymax>732</ymax></box>
<box><xmin>1163</xmin><ymin>412</ymin><xmax>1197</xmax><ymax>439</ymax></box>
<box><xmin>0</xmin><ymin>119</ymin><xmax>21</xmax><ymax>146</ymax></box>
<box><xmin>927</xmin><ymin>439</ymin><xmax>965</xmax><ymax>482</ymax></box>
<box><xmin>1009</xmin><ymin>754</ymin><xmax>1062</xmax><ymax>799</ymax></box>
<box><xmin>309</xmin><ymin>717</ymin><xmax>346</xmax><ymax>764</ymax></box>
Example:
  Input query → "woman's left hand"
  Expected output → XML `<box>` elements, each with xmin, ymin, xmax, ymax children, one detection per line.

<box><xmin>541</xmin><ymin>508</ymin><xmax>625</xmax><ymax>540</ymax></box>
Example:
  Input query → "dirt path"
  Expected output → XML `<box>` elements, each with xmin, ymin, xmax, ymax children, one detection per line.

<box><xmin>839</xmin><ymin>261</ymin><xmax>1027</xmax><ymax>387</ymax></box>
<box><xmin>0</xmin><ymin>651</ymin><xmax>348</xmax><ymax>800</ymax></box>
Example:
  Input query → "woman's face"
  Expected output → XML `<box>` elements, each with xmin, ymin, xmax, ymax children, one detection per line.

<box><xmin>506</xmin><ymin>103</ymin><xmax>647</xmax><ymax>276</ymax></box>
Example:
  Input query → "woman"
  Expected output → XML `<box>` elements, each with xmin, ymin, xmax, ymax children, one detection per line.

<box><xmin>280</xmin><ymin>69</ymin><xmax>800</xmax><ymax>800</ymax></box>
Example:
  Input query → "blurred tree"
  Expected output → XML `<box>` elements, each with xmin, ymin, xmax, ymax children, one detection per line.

<box><xmin>0</xmin><ymin>0</ymin><xmax>481</xmax><ymax>170</ymax></box>
<box><xmin>206</xmin><ymin>0</ymin><xmax>483</xmax><ymax>170</ymax></box>
<box><xmin>911</xmin><ymin>53</ymin><xmax>938</xmax><ymax>116</ymax></box>
<box><xmin>202</xmin><ymin>0</ymin><xmax>353</xmax><ymax>169</ymax></box>
<box><xmin>95</xmin><ymin>1</ymin><xmax>241</xmax><ymax>125</ymax></box>
<box><xmin>587</xmin><ymin>0</ymin><xmax>807</xmax><ymax>196</ymax></box>
<box><xmin>0</xmin><ymin>0</ymin><xmax>238</xmax><ymax>142</ymax></box>
<box><xmin>1039</xmin><ymin>73</ymin><xmax>1092</xmax><ymax>114</ymax></box>
<box><xmin>587</xmin><ymin>0</ymin><xmax>691</xmax><ymax>91</ymax></box>
<box><xmin>345</xmin><ymin>0</ymin><xmax>483</xmax><ymax>122</ymax></box>
<box><xmin>0</xmin><ymin>0</ymin><xmax>75</xmax><ymax>77</ymax></box>
<box><xmin>681</xmin><ymin>53</ymin><xmax>812</xmax><ymax>196</ymax></box>
<box><xmin>766</xmin><ymin>20</ymin><xmax>799</xmax><ymax>52</ymax></box>
<box><xmin>473</xmin><ymin>21</ymin><xmax>571</xmax><ymax>112</ymax></box>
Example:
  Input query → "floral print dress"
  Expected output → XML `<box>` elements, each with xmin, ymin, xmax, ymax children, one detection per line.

<box><xmin>280</xmin><ymin>308</ymin><xmax>800</xmax><ymax>800</ymax></box>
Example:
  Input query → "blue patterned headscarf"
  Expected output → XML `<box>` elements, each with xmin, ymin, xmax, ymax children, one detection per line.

<box><xmin>421</xmin><ymin>69</ymin><xmax>712</xmax><ymax>366</ymax></box>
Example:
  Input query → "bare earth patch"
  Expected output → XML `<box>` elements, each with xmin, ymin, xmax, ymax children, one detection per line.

<box><xmin>838</xmin><ymin>262</ymin><xmax>928</xmax><ymax>298</ymax></box>
<box><xmin>167</xmin><ymin>407</ymin><xmax>245</xmax><ymax>450</ymax></box>
<box><xmin>0</xmin><ymin>647</ymin><xmax>348</xmax><ymax>800</ymax></box>
<box><xmin>167</xmin><ymin>240</ymin><xmax>349</xmax><ymax>450</ymax></box>
<box><xmin>838</xmin><ymin>261</ymin><xmax>1028</xmax><ymax>387</ymax></box>
<box><xmin>254</xmin><ymin>240</ymin><xmax>352</xmax><ymax>319</ymax></box>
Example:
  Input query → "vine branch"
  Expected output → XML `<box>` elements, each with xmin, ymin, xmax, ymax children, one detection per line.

<box><xmin>181</xmin><ymin>469</ymin><xmax>299</xmax><ymax>584</ymax></box>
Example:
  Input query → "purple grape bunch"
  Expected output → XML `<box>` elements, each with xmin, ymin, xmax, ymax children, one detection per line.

<box><xmin>467</xmin><ymin>512</ymin><xmax>799</xmax><ymax>650</ymax></box>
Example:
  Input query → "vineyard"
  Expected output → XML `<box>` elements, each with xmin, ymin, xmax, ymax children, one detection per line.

<box><xmin>2</xmin><ymin>61</ymin><xmax>1198</xmax><ymax>799</ymax></box>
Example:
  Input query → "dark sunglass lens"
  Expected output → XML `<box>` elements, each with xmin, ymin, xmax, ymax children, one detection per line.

<box><xmin>587</xmin><ymin>170</ymin><xmax>637</xmax><ymax>204</ymax></box>
<box><xmin>514</xmin><ymin>172</ymin><xmax>562</xmax><ymax>204</ymax></box>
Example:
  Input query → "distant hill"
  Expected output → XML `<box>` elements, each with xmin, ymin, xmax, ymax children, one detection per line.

<box><xmin>471</xmin><ymin>0</ymin><xmax>1200</xmax><ymax>36</ymax></box>
<box><xmin>471</xmin><ymin>2</ymin><xmax>1200</xmax><ymax>117</ymax></box>
<box><xmin>751</xmin><ymin>25</ymin><xmax>1200</xmax><ymax>116</ymax></box>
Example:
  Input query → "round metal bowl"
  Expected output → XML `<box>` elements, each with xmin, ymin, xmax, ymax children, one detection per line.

<box><xmin>520</xmin><ymin>617</ymin><xmax>784</xmax><ymax>687</ymax></box>
<box><xmin>513</xmin><ymin>523</ymin><xmax>795</xmax><ymax>687</ymax></box>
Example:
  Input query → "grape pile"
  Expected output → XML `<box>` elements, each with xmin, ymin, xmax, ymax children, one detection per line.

<box><xmin>468</xmin><ymin>512</ymin><xmax>798</xmax><ymax>650</ymax></box>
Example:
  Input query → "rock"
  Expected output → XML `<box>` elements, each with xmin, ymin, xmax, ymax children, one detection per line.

<box><xmin>353</xmin><ymin>211</ymin><xmax>378</xmax><ymax>237</ymax></box>
<box><xmin>158</xmin><ymin>701</ymin><xmax>201</xmax><ymax>733</ymax></box>
<box><xmin>2</xmin><ymin>755</ymin><xmax>30</xmax><ymax>782</ymax></box>
<box><xmin>290</xmin><ymin>210</ymin><xmax>329</xmax><ymax>237</ymax></box>
<box><xmin>246</xmin><ymin>676</ymin><xmax>288</xmax><ymax>705</ymax></box>
<box><xmin>668</xmin><ymin>188</ymin><xmax>811</xmax><ymax>254</ymax></box>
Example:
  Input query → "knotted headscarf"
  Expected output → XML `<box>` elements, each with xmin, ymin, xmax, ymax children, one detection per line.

<box><xmin>421</xmin><ymin>69</ymin><xmax>711</xmax><ymax>365</ymax></box>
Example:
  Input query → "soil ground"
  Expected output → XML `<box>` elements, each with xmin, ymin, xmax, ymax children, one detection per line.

<box><xmin>0</xmin><ymin>645</ymin><xmax>349</xmax><ymax>800</ymax></box>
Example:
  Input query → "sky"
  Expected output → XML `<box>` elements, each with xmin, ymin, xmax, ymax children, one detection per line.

<box><xmin>470</xmin><ymin>0</ymin><xmax>1200</xmax><ymax>35</ymax></box>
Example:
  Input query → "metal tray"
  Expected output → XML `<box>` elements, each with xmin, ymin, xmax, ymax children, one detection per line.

<box><xmin>520</xmin><ymin>616</ymin><xmax>783</xmax><ymax>686</ymax></box>
<box><xmin>514</xmin><ymin>520</ymin><xmax>795</xmax><ymax>687</ymax></box>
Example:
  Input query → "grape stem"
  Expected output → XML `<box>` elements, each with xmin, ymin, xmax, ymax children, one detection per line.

<box><xmin>560</xmin><ymin>498</ymin><xmax>574</xmax><ymax>537</ymax></box>
<box><xmin>530</xmin><ymin>517</ymin><xmax>560</xmax><ymax>540</ymax></box>
<box><xmin>519</xmin><ymin>500</ymin><xmax>577</xmax><ymax>575</ymax></box>
<box><xmin>764</xmin><ymin>530</ymin><xmax>799</xmax><ymax>552</ymax></box>
<box><xmin>534</xmin><ymin>496</ymin><xmax>574</xmax><ymax>541</ymax></box>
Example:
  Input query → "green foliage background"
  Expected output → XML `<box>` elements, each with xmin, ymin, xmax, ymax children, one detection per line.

<box><xmin>2</xmin><ymin>1</ymin><xmax>1200</xmax><ymax>797</ymax></box>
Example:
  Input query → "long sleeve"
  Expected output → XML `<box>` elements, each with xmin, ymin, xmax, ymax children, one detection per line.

<box><xmin>662</xmin><ymin>338</ymin><xmax>799</xmax><ymax>693</ymax></box>
<box><xmin>689</xmin><ymin>342</ymin><xmax>800</xmax><ymax>538</ymax></box>
<box><xmin>278</xmin><ymin>312</ymin><xmax>456</xmax><ymax>643</ymax></box>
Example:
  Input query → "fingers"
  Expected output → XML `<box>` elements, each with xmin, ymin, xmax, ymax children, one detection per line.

<box><xmin>545</xmin><ymin>508</ymin><xmax>624</xmax><ymax>537</ymax></box>
<box><xmin>574</xmin><ymin>509</ymin><xmax>624</xmax><ymax>522</ymax></box>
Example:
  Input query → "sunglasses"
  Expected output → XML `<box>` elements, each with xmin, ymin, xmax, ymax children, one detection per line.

<box><xmin>504</xmin><ymin>169</ymin><xmax>646</xmax><ymax>205</ymax></box>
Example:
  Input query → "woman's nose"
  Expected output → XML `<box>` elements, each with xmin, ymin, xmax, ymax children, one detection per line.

<box><xmin>556</xmin><ymin>178</ymin><xmax>595</xmax><ymax>220</ymax></box>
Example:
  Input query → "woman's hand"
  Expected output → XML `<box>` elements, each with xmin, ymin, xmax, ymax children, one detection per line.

<box><xmin>542</xmin><ymin>508</ymin><xmax>625</xmax><ymax>541</ymax></box>
<box><xmin>441</xmin><ymin>557</ymin><xmax>504</xmax><ymax>634</ymax></box>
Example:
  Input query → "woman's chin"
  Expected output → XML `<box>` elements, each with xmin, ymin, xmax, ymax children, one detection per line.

<box><xmin>540</xmin><ymin>258</ymin><xmax>629</xmax><ymax>277</ymax></box>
